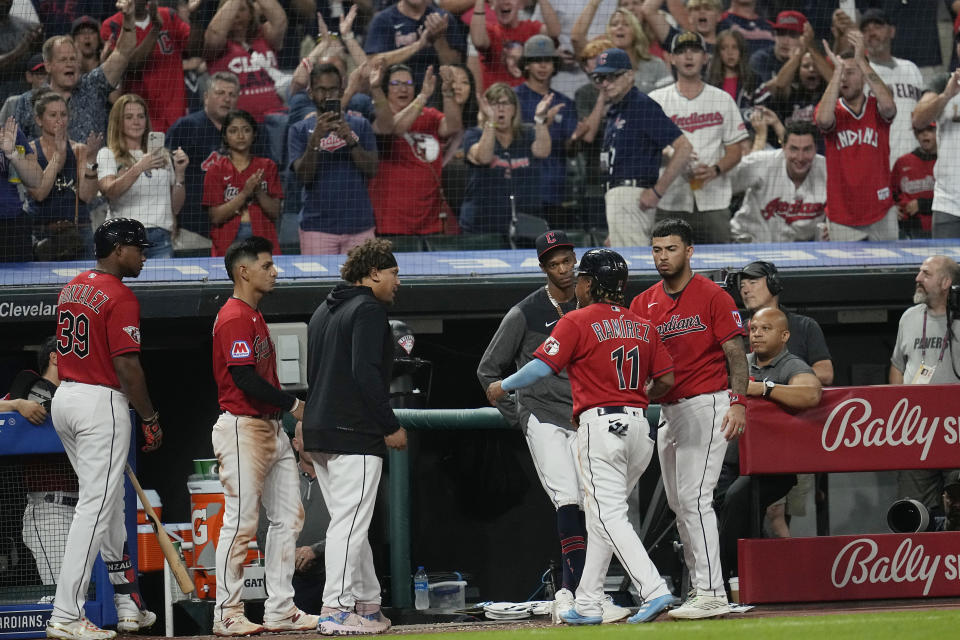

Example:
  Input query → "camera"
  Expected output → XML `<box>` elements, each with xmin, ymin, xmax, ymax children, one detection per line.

<box><xmin>887</xmin><ymin>499</ymin><xmax>935</xmax><ymax>533</ymax></box>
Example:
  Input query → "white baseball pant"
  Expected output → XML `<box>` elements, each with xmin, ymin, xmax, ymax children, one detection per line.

<box><xmin>525</xmin><ymin>414</ymin><xmax>581</xmax><ymax>509</ymax></box>
<box><xmin>605</xmin><ymin>185</ymin><xmax>654</xmax><ymax>248</ymax></box>
<box><xmin>659</xmin><ymin>391</ymin><xmax>729</xmax><ymax>596</ymax></box>
<box><xmin>49</xmin><ymin>382</ymin><xmax>132</xmax><ymax>623</ymax></box>
<box><xmin>311</xmin><ymin>453</ymin><xmax>383</xmax><ymax>610</ymax></box>
<box><xmin>23</xmin><ymin>495</ymin><xmax>76</xmax><ymax>585</ymax></box>
<box><xmin>574</xmin><ymin>407</ymin><xmax>670</xmax><ymax>615</ymax></box>
<box><xmin>212</xmin><ymin>414</ymin><xmax>304</xmax><ymax>623</ymax></box>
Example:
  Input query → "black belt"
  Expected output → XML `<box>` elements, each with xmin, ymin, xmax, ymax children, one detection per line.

<box><xmin>663</xmin><ymin>390</ymin><xmax>726</xmax><ymax>405</ymax></box>
<box><xmin>593</xmin><ymin>405</ymin><xmax>645</xmax><ymax>418</ymax></box>
<box><xmin>42</xmin><ymin>494</ymin><xmax>78</xmax><ymax>507</ymax></box>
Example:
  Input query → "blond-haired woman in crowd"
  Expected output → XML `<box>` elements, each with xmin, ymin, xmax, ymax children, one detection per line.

<box><xmin>97</xmin><ymin>94</ymin><xmax>188</xmax><ymax>259</ymax></box>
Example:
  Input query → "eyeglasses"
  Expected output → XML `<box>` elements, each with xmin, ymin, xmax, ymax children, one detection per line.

<box><xmin>389</xmin><ymin>79</ymin><xmax>414</xmax><ymax>87</ymax></box>
<box><xmin>591</xmin><ymin>70</ymin><xmax>628</xmax><ymax>85</ymax></box>
<box><xmin>313</xmin><ymin>86</ymin><xmax>341</xmax><ymax>96</ymax></box>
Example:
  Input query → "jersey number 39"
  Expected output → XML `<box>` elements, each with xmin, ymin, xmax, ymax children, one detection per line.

<box><xmin>57</xmin><ymin>310</ymin><xmax>90</xmax><ymax>358</ymax></box>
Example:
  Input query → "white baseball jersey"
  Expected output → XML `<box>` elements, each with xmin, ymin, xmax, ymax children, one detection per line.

<box><xmin>728</xmin><ymin>149</ymin><xmax>827</xmax><ymax>242</ymax></box>
<box><xmin>932</xmin><ymin>92</ymin><xmax>960</xmax><ymax>217</ymax></box>
<box><xmin>868</xmin><ymin>57</ymin><xmax>923</xmax><ymax>168</ymax></box>
<box><xmin>649</xmin><ymin>82</ymin><xmax>749</xmax><ymax>212</ymax></box>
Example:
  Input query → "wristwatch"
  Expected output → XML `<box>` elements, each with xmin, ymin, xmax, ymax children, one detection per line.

<box><xmin>762</xmin><ymin>379</ymin><xmax>776</xmax><ymax>398</ymax></box>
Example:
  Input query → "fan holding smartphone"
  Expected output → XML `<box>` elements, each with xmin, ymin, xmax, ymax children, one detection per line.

<box><xmin>289</xmin><ymin>62</ymin><xmax>379</xmax><ymax>254</ymax></box>
<box><xmin>96</xmin><ymin>94</ymin><xmax>190</xmax><ymax>259</ymax></box>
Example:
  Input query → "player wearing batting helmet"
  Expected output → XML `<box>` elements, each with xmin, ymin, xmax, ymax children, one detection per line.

<box><xmin>48</xmin><ymin>218</ymin><xmax>160</xmax><ymax>640</ymax></box>
<box><xmin>479</xmin><ymin>231</ymin><xmax>634</xmax><ymax>623</ymax></box>
<box><xmin>629</xmin><ymin>218</ymin><xmax>748</xmax><ymax>619</ymax></box>
<box><xmin>487</xmin><ymin>248</ymin><xmax>680</xmax><ymax>625</ymax></box>
<box><xmin>209</xmin><ymin>236</ymin><xmax>317</xmax><ymax>636</ymax></box>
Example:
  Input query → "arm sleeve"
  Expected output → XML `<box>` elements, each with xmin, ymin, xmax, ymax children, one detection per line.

<box><xmin>264</xmin><ymin>159</ymin><xmax>283</xmax><ymax>198</ymax></box>
<box><xmin>106</xmin><ymin>293</ymin><xmax>142</xmax><ymax>357</ymax></box>
<box><xmin>802</xmin><ymin>317</ymin><xmax>832</xmax><ymax>365</ymax></box>
<box><xmin>202</xmin><ymin>160</ymin><xmax>223</xmax><ymax>206</ymax></box>
<box><xmin>891</xmin><ymin>315</ymin><xmax>908</xmax><ymax>371</ymax></box>
<box><xmin>229</xmin><ymin>365</ymin><xmax>297</xmax><ymax>410</ymax></box>
<box><xmin>352</xmin><ymin>304</ymin><xmax>402</xmax><ymax>435</ymax></box>
<box><xmin>729</xmin><ymin>150</ymin><xmax>762</xmax><ymax>194</ymax></box>
<box><xmin>287</xmin><ymin>119</ymin><xmax>308</xmax><ymax>172</ymax></box>
<box><xmin>721</xmin><ymin>93</ymin><xmax>750</xmax><ymax>144</ymax></box>
<box><xmin>501</xmin><ymin>358</ymin><xmax>552</xmax><ymax>391</ymax></box>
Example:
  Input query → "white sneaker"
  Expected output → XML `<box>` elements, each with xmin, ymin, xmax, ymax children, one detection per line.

<box><xmin>318</xmin><ymin>609</ymin><xmax>378</xmax><ymax>635</ymax></box>
<box><xmin>212</xmin><ymin>614</ymin><xmax>265</xmax><ymax>637</ymax></box>
<box><xmin>552</xmin><ymin>588</ymin><xmax>575</xmax><ymax>624</ymax></box>
<box><xmin>600</xmin><ymin>594</ymin><xmax>630</xmax><ymax>623</ymax></box>
<box><xmin>359</xmin><ymin>609</ymin><xmax>391</xmax><ymax>633</ymax></box>
<box><xmin>114</xmin><ymin>594</ymin><xmax>157</xmax><ymax>632</ymax></box>
<box><xmin>263</xmin><ymin>609</ymin><xmax>320</xmax><ymax>632</ymax></box>
<box><xmin>46</xmin><ymin>619</ymin><xmax>116</xmax><ymax>640</ymax></box>
<box><xmin>667</xmin><ymin>593</ymin><xmax>731</xmax><ymax>620</ymax></box>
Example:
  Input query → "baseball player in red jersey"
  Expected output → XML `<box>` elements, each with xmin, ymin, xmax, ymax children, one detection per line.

<box><xmin>48</xmin><ymin>218</ymin><xmax>161</xmax><ymax>640</ymax></box>
<box><xmin>488</xmin><ymin>249</ymin><xmax>681</xmax><ymax>625</ymax></box>
<box><xmin>629</xmin><ymin>218</ymin><xmax>747</xmax><ymax>620</ymax></box>
<box><xmin>210</xmin><ymin>236</ymin><xmax>317</xmax><ymax>636</ymax></box>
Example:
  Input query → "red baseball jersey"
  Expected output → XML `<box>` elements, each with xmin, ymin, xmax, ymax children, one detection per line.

<box><xmin>212</xmin><ymin>297</ymin><xmax>280</xmax><ymax>416</ymax></box>
<box><xmin>369</xmin><ymin>107</ymin><xmax>448</xmax><ymax>235</ymax></box>
<box><xmin>816</xmin><ymin>95</ymin><xmax>893</xmax><ymax>227</ymax></box>
<box><xmin>102</xmin><ymin>7</ymin><xmax>190</xmax><ymax>131</ymax></box>
<box><xmin>203</xmin><ymin>155</ymin><xmax>282</xmax><ymax>256</ymax></box>
<box><xmin>533</xmin><ymin>303</ymin><xmax>674</xmax><ymax>417</ymax></box>
<box><xmin>630</xmin><ymin>274</ymin><xmax>744</xmax><ymax>404</ymax></box>
<box><xmin>205</xmin><ymin>35</ymin><xmax>286</xmax><ymax>121</ymax></box>
<box><xmin>55</xmin><ymin>270</ymin><xmax>142</xmax><ymax>388</ymax></box>
<box><xmin>891</xmin><ymin>149</ymin><xmax>936</xmax><ymax>232</ymax></box>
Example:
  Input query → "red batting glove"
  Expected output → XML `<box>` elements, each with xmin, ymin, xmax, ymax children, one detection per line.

<box><xmin>141</xmin><ymin>415</ymin><xmax>163</xmax><ymax>452</ymax></box>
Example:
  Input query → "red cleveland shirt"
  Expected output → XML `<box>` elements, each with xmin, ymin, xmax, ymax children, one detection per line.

<box><xmin>56</xmin><ymin>270</ymin><xmax>141</xmax><ymax>388</ymax></box>
<box><xmin>533</xmin><ymin>303</ymin><xmax>674</xmax><ymax>417</ymax></box>
<box><xmin>212</xmin><ymin>297</ymin><xmax>280</xmax><ymax>416</ymax></box>
<box><xmin>891</xmin><ymin>149</ymin><xmax>936</xmax><ymax>232</ymax></box>
<box><xmin>205</xmin><ymin>35</ymin><xmax>286</xmax><ymax>122</ymax></box>
<box><xmin>630</xmin><ymin>274</ymin><xmax>744</xmax><ymax>404</ymax></box>
<box><xmin>102</xmin><ymin>7</ymin><xmax>190</xmax><ymax>131</ymax></box>
<box><xmin>816</xmin><ymin>95</ymin><xmax>893</xmax><ymax>227</ymax></box>
<box><xmin>202</xmin><ymin>155</ymin><xmax>282</xmax><ymax>256</ymax></box>
<box><xmin>369</xmin><ymin>107</ymin><xmax>448</xmax><ymax>235</ymax></box>
<box><xmin>460</xmin><ymin>9</ymin><xmax>542</xmax><ymax>90</ymax></box>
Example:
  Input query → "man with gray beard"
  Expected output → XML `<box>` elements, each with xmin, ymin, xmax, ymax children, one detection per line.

<box><xmin>890</xmin><ymin>255</ymin><xmax>960</xmax><ymax>517</ymax></box>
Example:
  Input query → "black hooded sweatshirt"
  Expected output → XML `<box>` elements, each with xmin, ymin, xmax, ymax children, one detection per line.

<box><xmin>303</xmin><ymin>284</ymin><xmax>401</xmax><ymax>457</ymax></box>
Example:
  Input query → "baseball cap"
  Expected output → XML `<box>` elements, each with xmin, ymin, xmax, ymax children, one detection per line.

<box><xmin>772</xmin><ymin>10</ymin><xmax>807</xmax><ymax>34</ymax></box>
<box><xmin>25</xmin><ymin>53</ymin><xmax>44</xmax><ymax>73</ymax></box>
<box><xmin>523</xmin><ymin>35</ymin><xmax>557</xmax><ymax>60</ymax></box>
<box><xmin>741</xmin><ymin>260</ymin><xmax>779</xmax><ymax>280</ymax></box>
<box><xmin>670</xmin><ymin>30</ymin><xmax>706</xmax><ymax>54</ymax></box>
<box><xmin>858</xmin><ymin>8</ymin><xmax>890</xmax><ymax>30</ymax></box>
<box><xmin>71</xmin><ymin>15</ymin><xmax>101</xmax><ymax>35</ymax></box>
<box><xmin>536</xmin><ymin>230</ymin><xmax>574</xmax><ymax>260</ymax></box>
<box><xmin>592</xmin><ymin>48</ymin><xmax>633</xmax><ymax>74</ymax></box>
<box><xmin>914</xmin><ymin>121</ymin><xmax>937</xmax><ymax>132</ymax></box>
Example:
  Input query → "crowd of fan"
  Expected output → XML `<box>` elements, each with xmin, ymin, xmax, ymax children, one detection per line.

<box><xmin>0</xmin><ymin>0</ymin><xmax>958</xmax><ymax>260</ymax></box>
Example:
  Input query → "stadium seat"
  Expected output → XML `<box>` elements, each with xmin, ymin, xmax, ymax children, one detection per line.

<box><xmin>424</xmin><ymin>234</ymin><xmax>509</xmax><ymax>251</ymax></box>
<box><xmin>510</xmin><ymin>213</ymin><xmax>550</xmax><ymax>249</ymax></box>
<box><xmin>381</xmin><ymin>236</ymin><xmax>425</xmax><ymax>253</ymax></box>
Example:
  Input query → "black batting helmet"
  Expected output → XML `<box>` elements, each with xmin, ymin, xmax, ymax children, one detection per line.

<box><xmin>578</xmin><ymin>249</ymin><xmax>628</xmax><ymax>296</ymax></box>
<box><xmin>94</xmin><ymin>218</ymin><xmax>152</xmax><ymax>258</ymax></box>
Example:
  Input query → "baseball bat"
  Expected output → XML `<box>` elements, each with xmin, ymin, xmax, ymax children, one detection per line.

<box><xmin>124</xmin><ymin>463</ymin><xmax>195</xmax><ymax>594</ymax></box>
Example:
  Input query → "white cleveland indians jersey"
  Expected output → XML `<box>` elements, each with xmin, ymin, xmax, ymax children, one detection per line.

<box><xmin>649</xmin><ymin>82</ymin><xmax>749</xmax><ymax>212</ymax></box>
<box><xmin>729</xmin><ymin>148</ymin><xmax>827</xmax><ymax>242</ymax></box>
<box><xmin>868</xmin><ymin>57</ymin><xmax>923</xmax><ymax>168</ymax></box>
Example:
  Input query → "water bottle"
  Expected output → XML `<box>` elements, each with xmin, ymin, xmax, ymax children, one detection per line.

<box><xmin>414</xmin><ymin>566</ymin><xmax>429</xmax><ymax>610</ymax></box>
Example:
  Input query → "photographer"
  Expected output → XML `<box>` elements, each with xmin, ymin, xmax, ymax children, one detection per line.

<box><xmin>890</xmin><ymin>255</ymin><xmax>960</xmax><ymax>517</ymax></box>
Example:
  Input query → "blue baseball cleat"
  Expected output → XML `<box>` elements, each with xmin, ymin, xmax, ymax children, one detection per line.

<box><xmin>628</xmin><ymin>593</ymin><xmax>681</xmax><ymax>623</ymax></box>
<box><xmin>560</xmin><ymin>609</ymin><xmax>602</xmax><ymax>625</ymax></box>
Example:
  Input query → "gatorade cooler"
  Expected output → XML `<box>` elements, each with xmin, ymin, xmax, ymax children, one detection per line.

<box><xmin>137</xmin><ymin>524</ymin><xmax>164</xmax><ymax>572</ymax></box>
<box><xmin>135</xmin><ymin>489</ymin><xmax>162</xmax><ymax>524</ymax></box>
<box><xmin>188</xmin><ymin>476</ymin><xmax>261</xmax><ymax>599</ymax></box>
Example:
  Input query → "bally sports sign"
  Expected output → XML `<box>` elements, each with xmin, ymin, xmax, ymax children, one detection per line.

<box><xmin>740</xmin><ymin>385</ymin><xmax>960</xmax><ymax>474</ymax></box>
<box><xmin>737</xmin><ymin>384</ymin><xmax>960</xmax><ymax>603</ymax></box>
<box><xmin>739</xmin><ymin>533</ymin><xmax>960</xmax><ymax>603</ymax></box>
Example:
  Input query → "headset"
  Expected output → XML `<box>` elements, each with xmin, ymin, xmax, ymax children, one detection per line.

<box><xmin>743</xmin><ymin>261</ymin><xmax>783</xmax><ymax>296</ymax></box>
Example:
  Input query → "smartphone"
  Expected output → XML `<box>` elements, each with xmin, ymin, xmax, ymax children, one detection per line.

<box><xmin>147</xmin><ymin>131</ymin><xmax>165</xmax><ymax>154</ymax></box>
<box><xmin>321</xmin><ymin>99</ymin><xmax>341</xmax><ymax>115</ymax></box>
